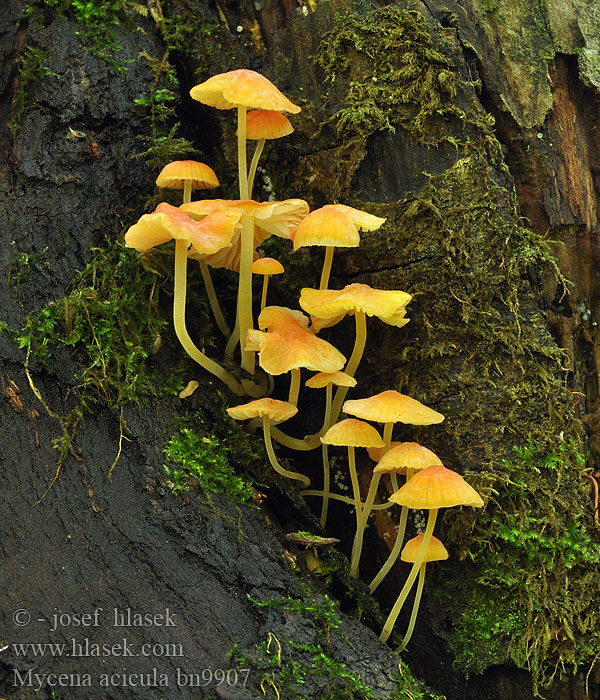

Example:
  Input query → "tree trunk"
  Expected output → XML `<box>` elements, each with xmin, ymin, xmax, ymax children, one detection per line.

<box><xmin>1</xmin><ymin>1</ymin><xmax>599</xmax><ymax>699</ymax></box>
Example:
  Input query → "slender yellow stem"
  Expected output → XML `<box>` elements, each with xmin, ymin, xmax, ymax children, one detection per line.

<box><xmin>319</xmin><ymin>246</ymin><xmax>334</xmax><ymax>290</ymax></box>
<box><xmin>260</xmin><ymin>276</ymin><xmax>270</xmax><ymax>311</ymax></box>
<box><xmin>330</xmin><ymin>310</ymin><xmax>367</xmax><ymax>424</ymax></box>
<box><xmin>263</xmin><ymin>418</ymin><xmax>310</xmax><ymax>487</ymax></box>
<box><xmin>319</xmin><ymin>383</ymin><xmax>333</xmax><ymax>528</ymax></box>
<box><xmin>238</xmin><ymin>212</ymin><xmax>255</xmax><ymax>374</ymax></box>
<box><xmin>172</xmin><ymin>240</ymin><xmax>245</xmax><ymax>395</ymax></box>
<box><xmin>347</xmin><ymin>446</ymin><xmax>361</xmax><ymax>531</ymax></box>
<box><xmin>397</xmin><ymin>564</ymin><xmax>427</xmax><ymax>652</ymax></box>
<box><xmin>237</xmin><ymin>105</ymin><xmax>249</xmax><ymax>200</ymax></box>
<box><xmin>225</xmin><ymin>317</ymin><xmax>240</xmax><ymax>362</ymax></box>
<box><xmin>268</xmin><ymin>425</ymin><xmax>321</xmax><ymax>451</ymax></box>
<box><xmin>350</xmin><ymin>471</ymin><xmax>381</xmax><ymax>578</ymax></box>
<box><xmin>380</xmin><ymin>509</ymin><xmax>438</xmax><ymax>643</ymax></box>
<box><xmin>248</xmin><ymin>139</ymin><xmax>265</xmax><ymax>197</ymax></box>
<box><xmin>183</xmin><ymin>181</ymin><xmax>192</xmax><ymax>204</ymax></box>
<box><xmin>300</xmin><ymin>490</ymin><xmax>394</xmax><ymax>510</ymax></box>
<box><xmin>288</xmin><ymin>368</ymin><xmax>301</xmax><ymax>406</ymax></box>
<box><xmin>198</xmin><ymin>260</ymin><xmax>230</xmax><ymax>338</ymax></box>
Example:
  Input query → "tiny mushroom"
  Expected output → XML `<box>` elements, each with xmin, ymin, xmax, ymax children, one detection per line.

<box><xmin>380</xmin><ymin>464</ymin><xmax>483</xmax><ymax>643</ymax></box>
<box><xmin>227</xmin><ymin>397</ymin><xmax>310</xmax><ymax>487</ymax></box>
<box><xmin>397</xmin><ymin>534</ymin><xmax>448</xmax><ymax>651</ymax></box>
<box><xmin>251</xmin><ymin>257</ymin><xmax>285</xmax><ymax>311</ymax></box>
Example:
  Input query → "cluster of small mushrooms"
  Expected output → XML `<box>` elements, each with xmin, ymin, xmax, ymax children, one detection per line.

<box><xmin>125</xmin><ymin>69</ymin><xmax>484</xmax><ymax>649</ymax></box>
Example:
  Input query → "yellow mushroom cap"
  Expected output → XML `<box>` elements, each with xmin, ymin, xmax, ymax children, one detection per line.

<box><xmin>305</xmin><ymin>371</ymin><xmax>357</xmax><ymax>389</ymax></box>
<box><xmin>292</xmin><ymin>204</ymin><xmax>385</xmax><ymax>251</ymax></box>
<box><xmin>242</xmin><ymin>110</ymin><xmax>294</xmax><ymax>140</ymax></box>
<box><xmin>190</xmin><ymin>69</ymin><xmax>301</xmax><ymax>113</ymax></box>
<box><xmin>321</xmin><ymin>418</ymin><xmax>384</xmax><ymax>448</ymax></box>
<box><xmin>343</xmin><ymin>390</ymin><xmax>445</xmax><ymax>426</ymax></box>
<box><xmin>155</xmin><ymin>160</ymin><xmax>219</xmax><ymax>190</ymax></box>
<box><xmin>300</xmin><ymin>284</ymin><xmax>412</xmax><ymax>332</ymax></box>
<box><xmin>227</xmin><ymin>397</ymin><xmax>298</xmax><ymax>423</ymax></box>
<box><xmin>124</xmin><ymin>202</ymin><xmax>239</xmax><ymax>254</ymax></box>
<box><xmin>401</xmin><ymin>534</ymin><xmax>449</xmax><ymax>563</ymax></box>
<box><xmin>245</xmin><ymin>306</ymin><xmax>346</xmax><ymax>376</ymax></box>
<box><xmin>389</xmin><ymin>464</ymin><xmax>484</xmax><ymax>509</ymax></box>
<box><xmin>373</xmin><ymin>442</ymin><xmax>443</xmax><ymax>474</ymax></box>
<box><xmin>367</xmin><ymin>440</ymin><xmax>402</xmax><ymax>463</ymax></box>
<box><xmin>251</xmin><ymin>257</ymin><xmax>285</xmax><ymax>275</ymax></box>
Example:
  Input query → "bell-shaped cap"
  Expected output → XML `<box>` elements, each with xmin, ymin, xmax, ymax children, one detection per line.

<box><xmin>292</xmin><ymin>204</ymin><xmax>385</xmax><ymax>251</ymax></box>
<box><xmin>389</xmin><ymin>464</ymin><xmax>484</xmax><ymax>510</ymax></box>
<box><xmin>156</xmin><ymin>160</ymin><xmax>219</xmax><ymax>190</ymax></box>
<box><xmin>242</xmin><ymin>110</ymin><xmax>294</xmax><ymax>140</ymax></box>
<box><xmin>190</xmin><ymin>69</ymin><xmax>301</xmax><ymax>113</ymax></box>
<box><xmin>124</xmin><ymin>202</ymin><xmax>239</xmax><ymax>254</ymax></box>
<box><xmin>321</xmin><ymin>418</ymin><xmax>384</xmax><ymax>448</ymax></box>
<box><xmin>401</xmin><ymin>534</ymin><xmax>449</xmax><ymax>563</ymax></box>
<box><xmin>300</xmin><ymin>283</ymin><xmax>411</xmax><ymax>332</ymax></box>
<box><xmin>374</xmin><ymin>442</ymin><xmax>443</xmax><ymax>474</ymax></box>
<box><xmin>343</xmin><ymin>390</ymin><xmax>444</xmax><ymax>426</ymax></box>
<box><xmin>251</xmin><ymin>257</ymin><xmax>285</xmax><ymax>276</ymax></box>
<box><xmin>245</xmin><ymin>306</ymin><xmax>345</xmax><ymax>376</ymax></box>
<box><xmin>305</xmin><ymin>370</ymin><xmax>357</xmax><ymax>389</ymax></box>
<box><xmin>227</xmin><ymin>397</ymin><xmax>298</xmax><ymax>423</ymax></box>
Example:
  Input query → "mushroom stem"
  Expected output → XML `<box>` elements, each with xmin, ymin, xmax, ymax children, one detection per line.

<box><xmin>379</xmin><ymin>509</ymin><xmax>438</xmax><ymax>644</ymax></box>
<box><xmin>260</xmin><ymin>275</ymin><xmax>270</xmax><ymax>311</ymax></box>
<box><xmin>198</xmin><ymin>260</ymin><xmax>231</xmax><ymax>338</ymax></box>
<box><xmin>300</xmin><ymin>490</ymin><xmax>394</xmax><ymax>510</ymax></box>
<box><xmin>247</xmin><ymin>138</ymin><xmax>266</xmax><ymax>198</ymax></box>
<box><xmin>183</xmin><ymin>181</ymin><xmax>192</xmax><ymax>205</ymax></box>
<box><xmin>319</xmin><ymin>383</ymin><xmax>333</xmax><ymax>528</ymax></box>
<box><xmin>319</xmin><ymin>246</ymin><xmax>334</xmax><ymax>290</ymax></box>
<box><xmin>330</xmin><ymin>310</ymin><xmax>367</xmax><ymax>424</ymax></box>
<box><xmin>267</xmin><ymin>425</ymin><xmax>321</xmax><ymax>451</ymax></box>
<box><xmin>237</xmin><ymin>105</ymin><xmax>249</xmax><ymax>199</ymax></box>
<box><xmin>369</xmin><ymin>470</ymin><xmax>413</xmax><ymax>593</ymax></box>
<box><xmin>288</xmin><ymin>368</ymin><xmax>301</xmax><ymax>406</ymax></box>
<box><xmin>224</xmin><ymin>317</ymin><xmax>240</xmax><ymax>362</ymax></box>
<box><xmin>350</xmin><ymin>471</ymin><xmax>381</xmax><ymax>578</ymax></box>
<box><xmin>238</xmin><ymin>211</ymin><xmax>256</xmax><ymax>374</ymax></box>
<box><xmin>262</xmin><ymin>417</ymin><xmax>310</xmax><ymax>487</ymax></box>
<box><xmin>347</xmin><ymin>446</ymin><xmax>362</xmax><ymax>531</ymax></box>
<box><xmin>397</xmin><ymin>563</ymin><xmax>427</xmax><ymax>652</ymax></box>
<box><xmin>172</xmin><ymin>239</ymin><xmax>245</xmax><ymax>396</ymax></box>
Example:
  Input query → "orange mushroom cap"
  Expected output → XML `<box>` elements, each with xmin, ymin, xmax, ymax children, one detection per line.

<box><xmin>251</xmin><ymin>257</ymin><xmax>285</xmax><ymax>275</ymax></box>
<box><xmin>305</xmin><ymin>370</ymin><xmax>357</xmax><ymax>389</ymax></box>
<box><xmin>227</xmin><ymin>397</ymin><xmax>298</xmax><ymax>423</ymax></box>
<box><xmin>373</xmin><ymin>442</ymin><xmax>443</xmax><ymax>474</ymax></box>
<box><xmin>190</xmin><ymin>69</ymin><xmax>301</xmax><ymax>114</ymax></box>
<box><xmin>124</xmin><ymin>202</ymin><xmax>239</xmax><ymax>254</ymax></box>
<box><xmin>242</xmin><ymin>110</ymin><xmax>294</xmax><ymax>140</ymax></box>
<box><xmin>343</xmin><ymin>390</ymin><xmax>445</xmax><ymax>426</ymax></box>
<box><xmin>321</xmin><ymin>418</ymin><xmax>384</xmax><ymax>448</ymax></box>
<box><xmin>292</xmin><ymin>204</ymin><xmax>385</xmax><ymax>251</ymax></box>
<box><xmin>389</xmin><ymin>464</ymin><xmax>484</xmax><ymax>510</ymax></box>
<box><xmin>300</xmin><ymin>283</ymin><xmax>411</xmax><ymax>332</ymax></box>
<box><xmin>245</xmin><ymin>306</ymin><xmax>346</xmax><ymax>376</ymax></box>
<box><xmin>156</xmin><ymin>160</ymin><xmax>219</xmax><ymax>190</ymax></box>
<box><xmin>401</xmin><ymin>534</ymin><xmax>449</xmax><ymax>563</ymax></box>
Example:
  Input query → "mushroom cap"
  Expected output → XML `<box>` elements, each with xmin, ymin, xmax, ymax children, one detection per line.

<box><xmin>227</xmin><ymin>397</ymin><xmax>298</xmax><ymax>423</ymax></box>
<box><xmin>367</xmin><ymin>440</ymin><xmax>402</xmax><ymax>463</ymax></box>
<box><xmin>401</xmin><ymin>534</ymin><xmax>449</xmax><ymax>563</ymax></box>
<box><xmin>292</xmin><ymin>204</ymin><xmax>385</xmax><ymax>251</ymax></box>
<box><xmin>343</xmin><ymin>390</ymin><xmax>445</xmax><ymax>426</ymax></box>
<box><xmin>388</xmin><ymin>464</ymin><xmax>484</xmax><ymax>509</ymax></box>
<box><xmin>251</xmin><ymin>257</ymin><xmax>285</xmax><ymax>275</ymax></box>
<box><xmin>190</xmin><ymin>69</ymin><xmax>301</xmax><ymax>113</ymax></box>
<box><xmin>245</xmin><ymin>306</ymin><xmax>346</xmax><ymax>376</ymax></box>
<box><xmin>242</xmin><ymin>110</ymin><xmax>294</xmax><ymax>140</ymax></box>
<box><xmin>156</xmin><ymin>160</ymin><xmax>219</xmax><ymax>190</ymax></box>
<box><xmin>182</xmin><ymin>198</ymin><xmax>308</xmax><ymax>271</ymax></box>
<box><xmin>124</xmin><ymin>202</ymin><xmax>239</xmax><ymax>254</ymax></box>
<box><xmin>321</xmin><ymin>418</ymin><xmax>384</xmax><ymax>448</ymax></box>
<box><xmin>305</xmin><ymin>370</ymin><xmax>357</xmax><ymax>389</ymax></box>
<box><xmin>373</xmin><ymin>442</ymin><xmax>443</xmax><ymax>474</ymax></box>
<box><xmin>300</xmin><ymin>283</ymin><xmax>411</xmax><ymax>332</ymax></box>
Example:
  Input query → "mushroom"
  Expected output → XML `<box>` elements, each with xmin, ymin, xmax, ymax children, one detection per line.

<box><xmin>299</xmin><ymin>284</ymin><xmax>412</xmax><ymax>424</ymax></box>
<box><xmin>305</xmin><ymin>370</ymin><xmax>357</xmax><ymax>527</ymax></box>
<box><xmin>321</xmin><ymin>418</ymin><xmax>384</xmax><ymax>534</ymax></box>
<box><xmin>251</xmin><ymin>257</ymin><xmax>285</xmax><ymax>311</ymax></box>
<box><xmin>190</xmin><ymin>70</ymin><xmax>300</xmax><ymax>375</ymax></box>
<box><xmin>396</xmin><ymin>534</ymin><xmax>448</xmax><ymax>651</ymax></box>
<box><xmin>125</xmin><ymin>202</ymin><xmax>246</xmax><ymax>395</ymax></box>
<box><xmin>155</xmin><ymin>160</ymin><xmax>230</xmax><ymax>337</ymax></box>
<box><xmin>369</xmin><ymin>442</ymin><xmax>443</xmax><ymax>593</ymax></box>
<box><xmin>379</xmin><ymin>464</ymin><xmax>483</xmax><ymax>643</ymax></box>
<box><xmin>292</xmin><ymin>204</ymin><xmax>386</xmax><ymax>290</ymax></box>
<box><xmin>342</xmin><ymin>390</ymin><xmax>444</xmax><ymax>578</ymax></box>
<box><xmin>226</xmin><ymin>398</ymin><xmax>310</xmax><ymax>487</ymax></box>
<box><xmin>241</xmin><ymin>110</ymin><xmax>294</xmax><ymax>197</ymax></box>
